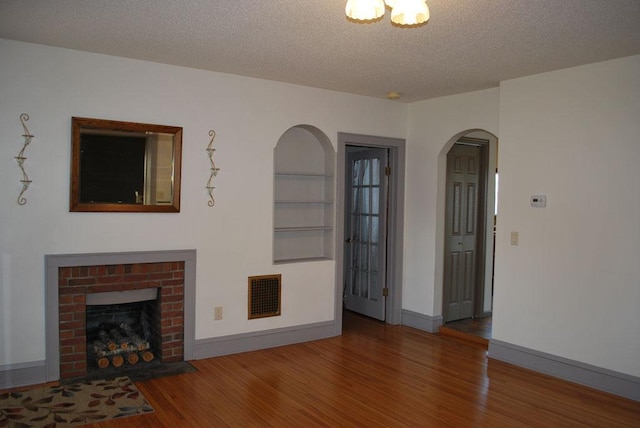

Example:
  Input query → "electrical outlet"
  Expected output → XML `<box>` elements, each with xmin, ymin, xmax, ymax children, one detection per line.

<box><xmin>214</xmin><ymin>306</ymin><xmax>223</xmax><ymax>320</ymax></box>
<box><xmin>510</xmin><ymin>231</ymin><xmax>519</xmax><ymax>246</ymax></box>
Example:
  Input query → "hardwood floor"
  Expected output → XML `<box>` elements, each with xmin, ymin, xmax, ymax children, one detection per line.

<box><xmin>80</xmin><ymin>311</ymin><xmax>639</xmax><ymax>427</ymax></box>
<box><xmin>439</xmin><ymin>316</ymin><xmax>492</xmax><ymax>346</ymax></box>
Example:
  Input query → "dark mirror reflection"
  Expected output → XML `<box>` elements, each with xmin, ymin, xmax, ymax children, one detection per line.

<box><xmin>71</xmin><ymin>117</ymin><xmax>182</xmax><ymax>213</ymax></box>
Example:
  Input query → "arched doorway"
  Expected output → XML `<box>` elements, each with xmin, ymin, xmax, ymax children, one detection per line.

<box><xmin>438</xmin><ymin>130</ymin><xmax>498</xmax><ymax>328</ymax></box>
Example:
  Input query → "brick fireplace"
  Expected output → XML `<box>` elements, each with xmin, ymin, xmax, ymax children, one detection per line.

<box><xmin>58</xmin><ymin>262</ymin><xmax>184</xmax><ymax>379</ymax></box>
<box><xmin>45</xmin><ymin>250</ymin><xmax>196</xmax><ymax>382</ymax></box>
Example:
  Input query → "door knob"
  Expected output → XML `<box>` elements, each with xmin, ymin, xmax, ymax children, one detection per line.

<box><xmin>345</xmin><ymin>238</ymin><xmax>352</xmax><ymax>243</ymax></box>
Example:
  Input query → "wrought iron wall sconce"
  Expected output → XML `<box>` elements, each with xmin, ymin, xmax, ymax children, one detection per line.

<box><xmin>15</xmin><ymin>113</ymin><xmax>34</xmax><ymax>205</ymax></box>
<box><xmin>206</xmin><ymin>129</ymin><xmax>220</xmax><ymax>206</ymax></box>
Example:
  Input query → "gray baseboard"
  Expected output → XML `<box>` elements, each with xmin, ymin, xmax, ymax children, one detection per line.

<box><xmin>1</xmin><ymin>321</ymin><xmax>337</xmax><ymax>389</ymax></box>
<box><xmin>489</xmin><ymin>339</ymin><xmax>640</xmax><ymax>402</ymax></box>
<box><xmin>0</xmin><ymin>361</ymin><xmax>46</xmax><ymax>389</ymax></box>
<box><xmin>401</xmin><ymin>309</ymin><xmax>443</xmax><ymax>333</ymax></box>
<box><xmin>194</xmin><ymin>320</ymin><xmax>338</xmax><ymax>359</ymax></box>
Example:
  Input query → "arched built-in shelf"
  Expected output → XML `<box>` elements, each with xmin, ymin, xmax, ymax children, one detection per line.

<box><xmin>274</xmin><ymin>125</ymin><xmax>335</xmax><ymax>264</ymax></box>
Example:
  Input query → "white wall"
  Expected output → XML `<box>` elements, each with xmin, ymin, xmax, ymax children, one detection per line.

<box><xmin>0</xmin><ymin>39</ymin><xmax>407</xmax><ymax>366</ymax></box>
<box><xmin>493</xmin><ymin>55</ymin><xmax>640</xmax><ymax>377</ymax></box>
<box><xmin>404</xmin><ymin>88</ymin><xmax>500</xmax><ymax>316</ymax></box>
<box><xmin>3</xmin><ymin>38</ymin><xmax>638</xmax><ymax>381</ymax></box>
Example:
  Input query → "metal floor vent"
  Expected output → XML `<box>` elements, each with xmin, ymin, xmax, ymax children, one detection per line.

<box><xmin>248</xmin><ymin>274</ymin><xmax>281</xmax><ymax>319</ymax></box>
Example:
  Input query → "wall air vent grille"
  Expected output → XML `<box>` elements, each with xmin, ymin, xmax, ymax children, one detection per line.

<box><xmin>248</xmin><ymin>274</ymin><xmax>281</xmax><ymax>319</ymax></box>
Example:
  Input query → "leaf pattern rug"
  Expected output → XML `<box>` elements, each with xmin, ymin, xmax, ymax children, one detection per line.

<box><xmin>0</xmin><ymin>376</ymin><xmax>153</xmax><ymax>427</ymax></box>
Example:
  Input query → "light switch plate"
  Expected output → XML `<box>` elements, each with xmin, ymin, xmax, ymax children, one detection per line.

<box><xmin>510</xmin><ymin>231</ymin><xmax>519</xmax><ymax>245</ymax></box>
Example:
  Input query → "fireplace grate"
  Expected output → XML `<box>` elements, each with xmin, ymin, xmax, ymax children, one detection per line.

<box><xmin>248</xmin><ymin>274</ymin><xmax>281</xmax><ymax>319</ymax></box>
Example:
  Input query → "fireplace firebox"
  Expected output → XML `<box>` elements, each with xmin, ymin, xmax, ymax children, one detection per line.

<box><xmin>86</xmin><ymin>293</ymin><xmax>160</xmax><ymax>373</ymax></box>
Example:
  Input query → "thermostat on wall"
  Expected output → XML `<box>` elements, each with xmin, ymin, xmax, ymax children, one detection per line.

<box><xmin>530</xmin><ymin>195</ymin><xmax>547</xmax><ymax>208</ymax></box>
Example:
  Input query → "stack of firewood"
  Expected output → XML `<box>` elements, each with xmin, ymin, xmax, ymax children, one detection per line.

<box><xmin>89</xmin><ymin>325</ymin><xmax>154</xmax><ymax>369</ymax></box>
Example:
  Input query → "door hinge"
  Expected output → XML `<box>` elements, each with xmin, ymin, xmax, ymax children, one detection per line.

<box><xmin>383</xmin><ymin>287</ymin><xmax>389</xmax><ymax>297</ymax></box>
<box><xmin>385</xmin><ymin>166</ymin><xmax>391</xmax><ymax>176</ymax></box>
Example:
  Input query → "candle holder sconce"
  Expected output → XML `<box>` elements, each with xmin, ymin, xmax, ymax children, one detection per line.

<box><xmin>15</xmin><ymin>113</ymin><xmax>34</xmax><ymax>206</ymax></box>
<box><xmin>206</xmin><ymin>129</ymin><xmax>220</xmax><ymax>206</ymax></box>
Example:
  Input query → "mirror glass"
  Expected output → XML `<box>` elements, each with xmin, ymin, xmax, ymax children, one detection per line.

<box><xmin>71</xmin><ymin>117</ymin><xmax>182</xmax><ymax>212</ymax></box>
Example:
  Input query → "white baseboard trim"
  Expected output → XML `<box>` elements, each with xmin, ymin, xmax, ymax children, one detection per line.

<box><xmin>194</xmin><ymin>320</ymin><xmax>338</xmax><ymax>360</ymax></box>
<box><xmin>401</xmin><ymin>309</ymin><xmax>442</xmax><ymax>333</ymax></box>
<box><xmin>0</xmin><ymin>360</ymin><xmax>46</xmax><ymax>389</ymax></box>
<box><xmin>489</xmin><ymin>339</ymin><xmax>640</xmax><ymax>402</ymax></box>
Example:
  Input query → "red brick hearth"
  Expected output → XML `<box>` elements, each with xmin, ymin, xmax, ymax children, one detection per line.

<box><xmin>57</xmin><ymin>262</ymin><xmax>185</xmax><ymax>379</ymax></box>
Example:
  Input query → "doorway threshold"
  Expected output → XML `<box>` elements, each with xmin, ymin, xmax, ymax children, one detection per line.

<box><xmin>439</xmin><ymin>317</ymin><xmax>492</xmax><ymax>347</ymax></box>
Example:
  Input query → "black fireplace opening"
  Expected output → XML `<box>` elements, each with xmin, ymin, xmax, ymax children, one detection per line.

<box><xmin>86</xmin><ymin>299</ymin><xmax>160</xmax><ymax>374</ymax></box>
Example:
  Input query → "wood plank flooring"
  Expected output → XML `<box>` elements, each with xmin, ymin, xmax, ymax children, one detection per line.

<box><xmin>439</xmin><ymin>317</ymin><xmax>492</xmax><ymax>346</ymax></box>
<box><xmin>79</xmin><ymin>311</ymin><xmax>639</xmax><ymax>427</ymax></box>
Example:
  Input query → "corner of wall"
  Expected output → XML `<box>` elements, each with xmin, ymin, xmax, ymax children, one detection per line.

<box><xmin>402</xmin><ymin>309</ymin><xmax>442</xmax><ymax>333</ymax></box>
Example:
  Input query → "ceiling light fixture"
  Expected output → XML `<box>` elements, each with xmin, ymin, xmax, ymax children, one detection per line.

<box><xmin>345</xmin><ymin>0</ymin><xmax>386</xmax><ymax>21</ymax></box>
<box><xmin>346</xmin><ymin>0</ymin><xmax>429</xmax><ymax>26</ymax></box>
<box><xmin>386</xmin><ymin>91</ymin><xmax>401</xmax><ymax>100</ymax></box>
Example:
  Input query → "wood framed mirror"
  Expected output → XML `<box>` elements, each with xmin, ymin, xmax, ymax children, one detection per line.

<box><xmin>70</xmin><ymin>117</ymin><xmax>182</xmax><ymax>212</ymax></box>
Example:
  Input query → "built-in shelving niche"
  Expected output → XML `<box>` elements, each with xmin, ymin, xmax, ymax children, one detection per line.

<box><xmin>274</xmin><ymin>125</ymin><xmax>335</xmax><ymax>264</ymax></box>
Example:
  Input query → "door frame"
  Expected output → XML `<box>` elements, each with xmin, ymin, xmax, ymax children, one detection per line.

<box><xmin>335</xmin><ymin>133</ymin><xmax>406</xmax><ymax>333</ymax></box>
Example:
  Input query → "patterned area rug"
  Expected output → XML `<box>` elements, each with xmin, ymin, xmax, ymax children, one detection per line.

<box><xmin>0</xmin><ymin>376</ymin><xmax>153</xmax><ymax>427</ymax></box>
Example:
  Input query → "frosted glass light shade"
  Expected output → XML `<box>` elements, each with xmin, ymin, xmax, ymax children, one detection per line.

<box><xmin>390</xmin><ymin>0</ymin><xmax>429</xmax><ymax>25</ymax></box>
<box><xmin>346</xmin><ymin>0</ymin><xmax>386</xmax><ymax>21</ymax></box>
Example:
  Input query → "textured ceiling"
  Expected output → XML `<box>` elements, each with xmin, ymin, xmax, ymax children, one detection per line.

<box><xmin>1</xmin><ymin>0</ymin><xmax>639</xmax><ymax>103</ymax></box>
